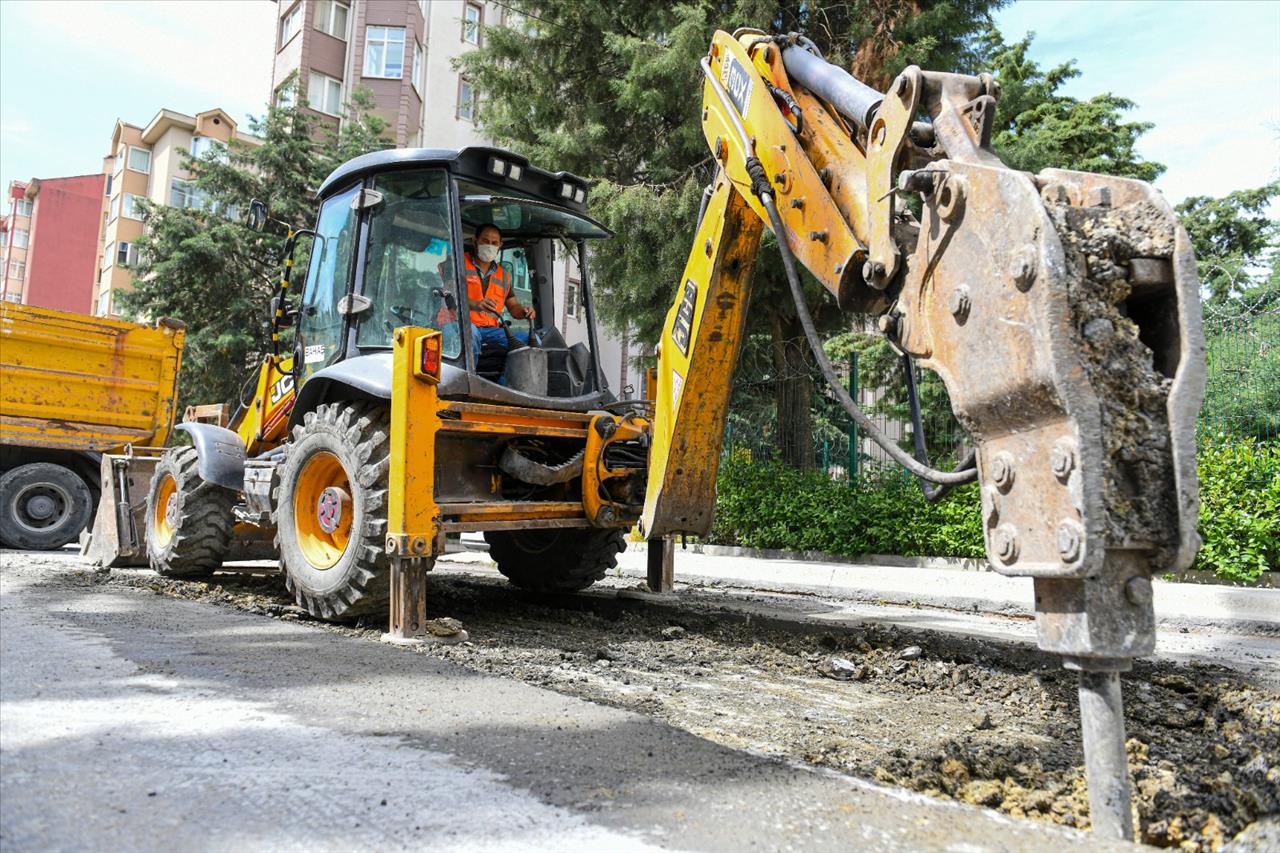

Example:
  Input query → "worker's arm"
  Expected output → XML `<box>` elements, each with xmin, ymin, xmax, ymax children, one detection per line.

<box><xmin>505</xmin><ymin>294</ymin><xmax>535</xmax><ymax>321</ymax></box>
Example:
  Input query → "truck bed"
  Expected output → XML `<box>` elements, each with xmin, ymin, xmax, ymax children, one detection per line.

<box><xmin>0</xmin><ymin>303</ymin><xmax>185</xmax><ymax>453</ymax></box>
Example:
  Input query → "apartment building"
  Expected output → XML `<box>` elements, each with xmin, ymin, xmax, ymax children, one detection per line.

<box><xmin>269</xmin><ymin>0</ymin><xmax>641</xmax><ymax>395</ymax></box>
<box><xmin>96</xmin><ymin>108</ymin><xmax>260</xmax><ymax>316</ymax></box>
<box><xmin>1</xmin><ymin>182</ymin><xmax>32</xmax><ymax>303</ymax></box>
<box><xmin>1</xmin><ymin>176</ymin><xmax>108</xmax><ymax>313</ymax></box>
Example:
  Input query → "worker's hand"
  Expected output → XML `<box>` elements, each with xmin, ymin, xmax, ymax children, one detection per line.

<box><xmin>522</xmin><ymin>306</ymin><xmax>537</xmax><ymax>322</ymax></box>
<box><xmin>480</xmin><ymin>297</ymin><xmax>500</xmax><ymax>313</ymax></box>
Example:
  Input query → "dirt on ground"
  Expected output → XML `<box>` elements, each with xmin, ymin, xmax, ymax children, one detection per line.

<box><xmin>81</xmin><ymin>564</ymin><xmax>1279</xmax><ymax>852</ymax></box>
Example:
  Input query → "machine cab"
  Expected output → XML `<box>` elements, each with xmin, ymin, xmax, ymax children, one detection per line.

<box><xmin>291</xmin><ymin>147</ymin><xmax>615</xmax><ymax>411</ymax></box>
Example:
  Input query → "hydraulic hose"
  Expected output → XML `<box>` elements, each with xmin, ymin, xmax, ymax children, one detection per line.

<box><xmin>758</xmin><ymin>190</ymin><xmax>978</xmax><ymax>486</ymax></box>
<box><xmin>902</xmin><ymin>353</ymin><xmax>978</xmax><ymax>500</ymax></box>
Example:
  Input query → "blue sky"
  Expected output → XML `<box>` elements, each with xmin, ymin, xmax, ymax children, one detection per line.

<box><xmin>1</xmin><ymin>0</ymin><xmax>1277</xmax><ymax>207</ymax></box>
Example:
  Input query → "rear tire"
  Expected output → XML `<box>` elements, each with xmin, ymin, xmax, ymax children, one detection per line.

<box><xmin>485</xmin><ymin>528</ymin><xmax>625</xmax><ymax>592</ymax></box>
<box><xmin>147</xmin><ymin>447</ymin><xmax>235</xmax><ymax>579</ymax></box>
<box><xmin>275</xmin><ymin>402</ymin><xmax>390</xmax><ymax>620</ymax></box>
<box><xmin>0</xmin><ymin>463</ymin><xmax>93</xmax><ymax>550</ymax></box>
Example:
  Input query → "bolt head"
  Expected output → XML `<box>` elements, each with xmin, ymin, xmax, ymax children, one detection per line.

<box><xmin>982</xmin><ymin>486</ymin><xmax>1001</xmax><ymax>523</ymax></box>
<box><xmin>1056</xmin><ymin>520</ymin><xmax>1083</xmax><ymax>563</ymax></box>
<box><xmin>993</xmin><ymin>524</ymin><xmax>1019</xmax><ymax>563</ymax></box>
<box><xmin>1124</xmin><ymin>576</ymin><xmax>1153</xmax><ymax>608</ymax></box>
<box><xmin>1050</xmin><ymin>442</ymin><xmax>1076</xmax><ymax>480</ymax></box>
<box><xmin>948</xmin><ymin>285</ymin><xmax>971</xmax><ymax>320</ymax></box>
<box><xmin>990</xmin><ymin>452</ymin><xmax>1015</xmax><ymax>492</ymax></box>
<box><xmin>1009</xmin><ymin>247</ymin><xmax>1038</xmax><ymax>291</ymax></box>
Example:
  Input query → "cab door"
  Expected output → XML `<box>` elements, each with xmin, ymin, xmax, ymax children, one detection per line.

<box><xmin>296</xmin><ymin>182</ymin><xmax>362</xmax><ymax>381</ymax></box>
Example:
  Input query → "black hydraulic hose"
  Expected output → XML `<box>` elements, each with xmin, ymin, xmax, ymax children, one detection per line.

<box><xmin>901</xmin><ymin>353</ymin><xmax>978</xmax><ymax>500</ymax></box>
<box><xmin>757</xmin><ymin>189</ymin><xmax>978</xmax><ymax>486</ymax></box>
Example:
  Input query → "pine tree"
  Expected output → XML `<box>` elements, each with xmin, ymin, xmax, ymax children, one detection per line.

<box><xmin>118</xmin><ymin>79</ymin><xmax>389</xmax><ymax>409</ymax></box>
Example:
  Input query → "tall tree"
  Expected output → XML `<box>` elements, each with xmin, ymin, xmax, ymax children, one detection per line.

<box><xmin>119</xmin><ymin>82</ymin><xmax>389</xmax><ymax>409</ymax></box>
<box><xmin>1176</xmin><ymin>180</ymin><xmax>1279</xmax><ymax>304</ymax></box>
<box><xmin>461</xmin><ymin>0</ymin><xmax>1005</xmax><ymax>467</ymax></box>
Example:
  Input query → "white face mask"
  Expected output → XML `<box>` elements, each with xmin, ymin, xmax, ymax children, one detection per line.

<box><xmin>476</xmin><ymin>243</ymin><xmax>500</xmax><ymax>264</ymax></box>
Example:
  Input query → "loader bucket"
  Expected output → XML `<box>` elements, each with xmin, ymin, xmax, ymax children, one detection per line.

<box><xmin>82</xmin><ymin>450</ymin><xmax>163</xmax><ymax>568</ymax></box>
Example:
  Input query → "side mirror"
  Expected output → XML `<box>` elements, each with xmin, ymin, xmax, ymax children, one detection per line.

<box><xmin>269</xmin><ymin>295</ymin><xmax>296</xmax><ymax>328</ymax></box>
<box><xmin>248</xmin><ymin>199</ymin><xmax>268</xmax><ymax>233</ymax></box>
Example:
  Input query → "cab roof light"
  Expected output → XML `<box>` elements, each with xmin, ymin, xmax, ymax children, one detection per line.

<box><xmin>488</xmin><ymin>157</ymin><xmax>508</xmax><ymax>177</ymax></box>
<box><xmin>573</xmin><ymin>188</ymin><xmax>586</xmax><ymax>204</ymax></box>
<box><xmin>507</xmin><ymin>163</ymin><xmax>523</xmax><ymax>181</ymax></box>
<box><xmin>561</xmin><ymin>182</ymin><xmax>575</xmax><ymax>199</ymax></box>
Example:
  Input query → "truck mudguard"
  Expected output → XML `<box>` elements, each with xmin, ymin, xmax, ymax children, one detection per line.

<box><xmin>175</xmin><ymin>423</ymin><xmax>247</xmax><ymax>492</ymax></box>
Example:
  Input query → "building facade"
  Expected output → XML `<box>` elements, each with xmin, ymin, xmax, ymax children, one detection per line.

<box><xmin>269</xmin><ymin>0</ymin><xmax>641</xmax><ymax>395</ymax></box>
<box><xmin>2</xmin><ymin>176</ymin><xmax>109</xmax><ymax>313</ymax></box>
<box><xmin>1</xmin><ymin>182</ymin><xmax>32</xmax><ymax>303</ymax></box>
<box><xmin>96</xmin><ymin>108</ymin><xmax>260</xmax><ymax>316</ymax></box>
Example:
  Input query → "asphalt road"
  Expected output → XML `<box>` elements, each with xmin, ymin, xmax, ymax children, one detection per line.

<box><xmin>0</xmin><ymin>552</ymin><xmax>1119</xmax><ymax>852</ymax></box>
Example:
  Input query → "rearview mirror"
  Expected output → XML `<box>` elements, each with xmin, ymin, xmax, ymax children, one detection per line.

<box><xmin>248</xmin><ymin>199</ymin><xmax>268</xmax><ymax>233</ymax></box>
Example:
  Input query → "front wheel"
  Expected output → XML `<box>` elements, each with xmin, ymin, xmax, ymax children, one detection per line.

<box><xmin>147</xmin><ymin>447</ymin><xmax>234</xmax><ymax>579</ymax></box>
<box><xmin>0</xmin><ymin>463</ymin><xmax>92</xmax><ymax>550</ymax></box>
<box><xmin>275</xmin><ymin>402</ymin><xmax>391</xmax><ymax>620</ymax></box>
<box><xmin>485</xmin><ymin>528</ymin><xmax>625</xmax><ymax>592</ymax></box>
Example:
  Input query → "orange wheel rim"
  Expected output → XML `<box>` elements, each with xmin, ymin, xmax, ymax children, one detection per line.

<box><xmin>152</xmin><ymin>473</ymin><xmax>178</xmax><ymax>547</ymax></box>
<box><xmin>293</xmin><ymin>450</ymin><xmax>353</xmax><ymax>570</ymax></box>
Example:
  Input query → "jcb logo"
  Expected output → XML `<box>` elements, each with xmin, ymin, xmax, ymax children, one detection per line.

<box><xmin>269</xmin><ymin>374</ymin><xmax>294</xmax><ymax>405</ymax></box>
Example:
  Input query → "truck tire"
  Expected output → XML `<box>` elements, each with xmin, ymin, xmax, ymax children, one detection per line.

<box><xmin>275</xmin><ymin>402</ymin><xmax>390</xmax><ymax>620</ymax></box>
<box><xmin>485</xmin><ymin>528</ymin><xmax>625</xmax><ymax>593</ymax></box>
<box><xmin>147</xmin><ymin>447</ymin><xmax>235</xmax><ymax>579</ymax></box>
<box><xmin>0</xmin><ymin>462</ymin><xmax>93</xmax><ymax>550</ymax></box>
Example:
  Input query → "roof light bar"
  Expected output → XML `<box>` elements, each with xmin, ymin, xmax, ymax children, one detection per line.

<box><xmin>488</xmin><ymin>157</ymin><xmax>508</xmax><ymax>177</ymax></box>
<box><xmin>507</xmin><ymin>163</ymin><xmax>523</xmax><ymax>181</ymax></box>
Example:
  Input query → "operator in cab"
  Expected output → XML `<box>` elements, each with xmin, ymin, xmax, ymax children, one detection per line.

<box><xmin>467</xmin><ymin>224</ymin><xmax>536</xmax><ymax>356</ymax></box>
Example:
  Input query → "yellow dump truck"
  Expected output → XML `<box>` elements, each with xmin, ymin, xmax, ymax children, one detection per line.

<box><xmin>0</xmin><ymin>302</ymin><xmax>184</xmax><ymax>551</ymax></box>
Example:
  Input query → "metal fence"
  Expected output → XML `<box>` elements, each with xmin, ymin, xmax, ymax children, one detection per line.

<box><xmin>722</xmin><ymin>295</ymin><xmax>1279</xmax><ymax>480</ymax></box>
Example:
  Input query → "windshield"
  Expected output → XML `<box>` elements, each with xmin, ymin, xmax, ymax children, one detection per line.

<box><xmin>356</xmin><ymin>168</ymin><xmax>462</xmax><ymax>357</ymax></box>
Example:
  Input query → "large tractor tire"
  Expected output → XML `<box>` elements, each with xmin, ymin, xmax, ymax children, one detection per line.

<box><xmin>485</xmin><ymin>527</ymin><xmax>625</xmax><ymax>593</ymax></box>
<box><xmin>147</xmin><ymin>447</ymin><xmax>235</xmax><ymax>579</ymax></box>
<box><xmin>0</xmin><ymin>462</ymin><xmax>93</xmax><ymax>550</ymax></box>
<box><xmin>275</xmin><ymin>402</ymin><xmax>390</xmax><ymax>620</ymax></box>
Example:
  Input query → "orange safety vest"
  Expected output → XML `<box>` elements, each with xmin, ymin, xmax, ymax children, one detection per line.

<box><xmin>465</xmin><ymin>252</ymin><xmax>509</xmax><ymax>327</ymax></box>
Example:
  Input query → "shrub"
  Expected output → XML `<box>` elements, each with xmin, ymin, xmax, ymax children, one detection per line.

<box><xmin>1193</xmin><ymin>437</ymin><xmax>1279</xmax><ymax>583</ymax></box>
<box><xmin>709</xmin><ymin>438</ymin><xmax>1279</xmax><ymax>583</ymax></box>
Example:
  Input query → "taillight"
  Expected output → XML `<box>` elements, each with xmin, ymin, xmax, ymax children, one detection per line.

<box><xmin>414</xmin><ymin>333</ymin><xmax>442</xmax><ymax>382</ymax></box>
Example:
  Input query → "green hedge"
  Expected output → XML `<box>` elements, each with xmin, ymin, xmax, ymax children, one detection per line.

<box><xmin>709</xmin><ymin>438</ymin><xmax>1279</xmax><ymax>584</ymax></box>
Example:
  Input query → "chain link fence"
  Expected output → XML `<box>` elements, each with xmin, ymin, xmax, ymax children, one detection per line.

<box><xmin>722</xmin><ymin>295</ymin><xmax>1279</xmax><ymax>481</ymax></box>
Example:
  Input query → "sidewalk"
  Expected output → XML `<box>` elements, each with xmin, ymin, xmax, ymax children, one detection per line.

<box><xmin>612</xmin><ymin>544</ymin><xmax>1280</xmax><ymax>635</ymax></box>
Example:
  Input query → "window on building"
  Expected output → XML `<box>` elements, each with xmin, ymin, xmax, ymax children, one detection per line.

<box><xmin>314</xmin><ymin>0</ymin><xmax>348</xmax><ymax>39</ymax></box>
<box><xmin>97</xmin><ymin>289</ymin><xmax>113</xmax><ymax>316</ymax></box>
<box><xmin>116</xmin><ymin>241</ymin><xmax>138</xmax><ymax>267</ymax></box>
<box><xmin>280</xmin><ymin>2</ymin><xmax>302</xmax><ymax>48</ymax></box>
<box><xmin>363</xmin><ymin>26</ymin><xmax>406</xmax><ymax>78</ymax></box>
<box><xmin>103</xmin><ymin>244</ymin><xmax>114</xmax><ymax>270</ymax></box>
<box><xmin>121</xmin><ymin>193</ymin><xmax>143</xmax><ymax>220</ymax></box>
<box><xmin>14</xmin><ymin>199</ymin><xmax>32</xmax><ymax>217</ymax></box>
<box><xmin>190</xmin><ymin>136</ymin><xmax>227</xmax><ymax>161</ymax></box>
<box><xmin>8</xmin><ymin>260</ymin><xmax>25</xmax><ymax>281</ymax></box>
<box><xmin>457</xmin><ymin>78</ymin><xmax>477</xmax><ymax>122</ymax></box>
<box><xmin>566</xmin><ymin>277</ymin><xmax>580</xmax><ymax>319</ymax></box>
<box><xmin>275</xmin><ymin>83</ymin><xmax>296</xmax><ymax>110</ymax></box>
<box><xmin>307</xmin><ymin>72</ymin><xmax>343</xmax><ymax>116</ymax></box>
<box><xmin>104</xmin><ymin>174</ymin><xmax>112</xmax><ymax>196</ymax></box>
<box><xmin>127</xmin><ymin>146</ymin><xmax>151</xmax><ymax>174</ymax></box>
<box><xmin>170</xmin><ymin>178</ymin><xmax>196</xmax><ymax>209</ymax></box>
<box><xmin>12</xmin><ymin>228</ymin><xmax>28</xmax><ymax>249</ymax></box>
<box><xmin>113</xmin><ymin>145</ymin><xmax>126</xmax><ymax>176</ymax></box>
<box><xmin>463</xmin><ymin>2</ymin><xmax>482</xmax><ymax>44</ymax></box>
<box><xmin>412</xmin><ymin>41</ymin><xmax>425</xmax><ymax>94</ymax></box>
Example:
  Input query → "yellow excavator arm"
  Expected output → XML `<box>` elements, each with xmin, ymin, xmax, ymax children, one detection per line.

<box><xmin>641</xmin><ymin>29</ymin><xmax>1206</xmax><ymax>840</ymax></box>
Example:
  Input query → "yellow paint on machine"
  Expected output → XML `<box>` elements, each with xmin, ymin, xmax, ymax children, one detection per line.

<box><xmin>0</xmin><ymin>302</ymin><xmax>184</xmax><ymax>452</ymax></box>
<box><xmin>386</xmin><ymin>326</ymin><xmax>442</xmax><ymax>559</ymax></box>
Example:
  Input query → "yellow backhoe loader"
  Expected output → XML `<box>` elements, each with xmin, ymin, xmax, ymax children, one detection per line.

<box><xmin>96</xmin><ymin>28</ymin><xmax>1202</xmax><ymax>840</ymax></box>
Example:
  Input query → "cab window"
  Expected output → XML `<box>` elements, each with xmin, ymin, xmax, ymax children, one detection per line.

<box><xmin>297</xmin><ymin>182</ymin><xmax>360</xmax><ymax>379</ymax></box>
